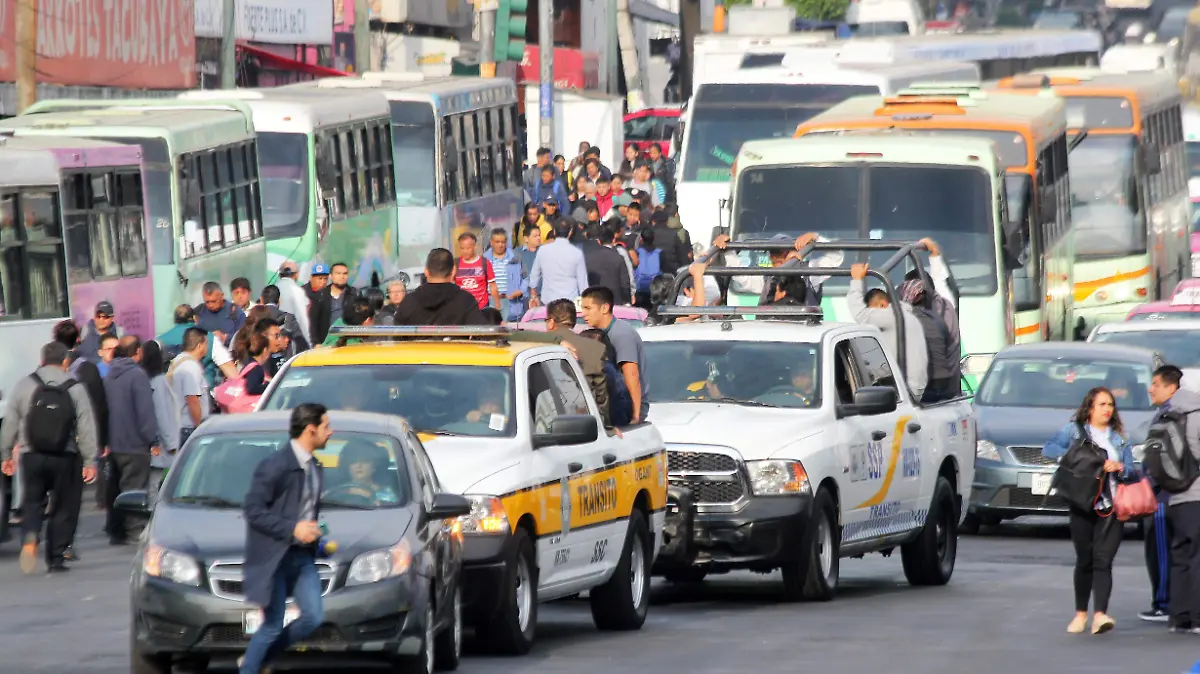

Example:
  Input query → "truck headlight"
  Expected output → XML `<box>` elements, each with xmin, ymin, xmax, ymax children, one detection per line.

<box><xmin>457</xmin><ymin>494</ymin><xmax>510</xmax><ymax>535</ymax></box>
<box><xmin>347</xmin><ymin>539</ymin><xmax>412</xmax><ymax>586</ymax></box>
<box><xmin>746</xmin><ymin>460</ymin><xmax>811</xmax><ymax>496</ymax></box>
<box><xmin>976</xmin><ymin>440</ymin><xmax>1001</xmax><ymax>462</ymax></box>
<box><xmin>143</xmin><ymin>543</ymin><xmax>201</xmax><ymax>586</ymax></box>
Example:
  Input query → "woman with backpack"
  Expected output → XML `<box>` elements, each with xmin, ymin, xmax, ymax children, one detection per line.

<box><xmin>1043</xmin><ymin>386</ymin><xmax>1140</xmax><ymax>635</ymax></box>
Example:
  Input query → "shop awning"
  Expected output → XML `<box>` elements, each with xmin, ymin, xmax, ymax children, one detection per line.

<box><xmin>237</xmin><ymin>43</ymin><xmax>349</xmax><ymax>78</ymax></box>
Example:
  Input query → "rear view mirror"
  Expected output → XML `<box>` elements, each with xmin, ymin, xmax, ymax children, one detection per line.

<box><xmin>443</xmin><ymin>134</ymin><xmax>460</xmax><ymax>174</ymax></box>
<box><xmin>114</xmin><ymin>490</ymin><xmax>151</xmax><ymax>515</ymax></box>
<box><xmin>842</xmin><ymin>386</ymin><xmax>897</xmax><ymax>417</ymax></box>
<box><xmin>426</xmin><ymin>493</ymin><xmax>472</xmax><ymax>520</ymax></box>
<box><xmin>314</xmin><ymin>140</ymin><xmax>337</xmax><ymax>199</ymax></box>
<box><xmin>532</xmin><ymin>414</ymin><xmax>599</xmax><ymax>449</ymax></box>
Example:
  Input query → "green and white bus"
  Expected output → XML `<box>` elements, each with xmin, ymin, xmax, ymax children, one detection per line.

<box><xmin>2</xmin><ymin>100</ymin><xmax>267</xmax><ymax>334</ymax></box>
<box><xmin>286</xmin><ymin>73</ymin><xmax>525</xmax><ymax>277</ymax></box>
<box><xmin>179</xmin><ymin>88</ymin><xmax>398</xmax><ymax>287</ymax></box>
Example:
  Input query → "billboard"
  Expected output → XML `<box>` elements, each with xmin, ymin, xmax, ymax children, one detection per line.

<box><xmin>195</xmin><ymin>0</ymin><xmax>334</xmax><ymax>45</ymax></box>
<box><xmin>0</xmin><ymin>0</ymin><xmax>196</xmax><ymax>90</ymax></box>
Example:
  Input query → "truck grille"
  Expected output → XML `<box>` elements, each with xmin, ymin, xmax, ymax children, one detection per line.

<box><xmin>208</xmin><ymin>560</ymin><xmax>337</xmax><ymax>601</ymax></box>
<box><xmin>667</xmin><ymin>448</ymin><xmax>745</xmax><ymax>506</ymax></box>
<box><xmin>1008</xmin><ymin>446</ymin><xmax>1057</xmax><ymax>466</ymax></box>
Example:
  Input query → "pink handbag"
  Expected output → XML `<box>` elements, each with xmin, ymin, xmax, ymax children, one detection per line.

<box><xmin>212</xmin><ymin>361</ymin><xmax>264</xmax><ymax>414</ymax></box>
<box><xmin>1114</xmin><ymin>478</ymin><xmax>1157</xmax><ymax>522</ymax></box>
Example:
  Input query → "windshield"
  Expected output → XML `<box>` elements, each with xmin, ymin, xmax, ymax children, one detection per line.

<box><xmin>1187</xmin><ymin>141</ymin><xmax>1200</xmax><ymax>180</ymax></box>
<box><xmin>166</xmin><ymin>432</ymin><xmax>409</xmax><ymax>509</ymax></box>
<box><xmin>257</xmin><ymin>132</ymin><xmax>310</xmax><ymax>240</ymax></box>
<box><xmin>1157</xmin><ymin>8</ymin><xmax>1189</xmax><ymax>42</ymax></box>
<box><xmin>645</xmin><ymin>341</ymin><xmax>821</xmax><ymax>408</ymax></box>
<box><xmin>682</xmin><ymin>84</ymin><xmax>877</xmax><ymax>182</ymax></box>
<box><xmin>390</xmin><ymin>102</ymin><xmax>437</xmax><ymax>207</ymax></box>
<box><xmin>1092</xmin><ymin>329</ymin><xmax>1200</xmax><ymax>367</ymax></box>
<box><xmin>735</xmin><ymin>164</ymin><xmax>997</xmax><ymax>295</ymax></box>
<box><xmin>1033</xmin><ymin>10</ymin><xmax>1082</xmax><ymax>28</ymax></box>
<box><xmin>977</xmin><ymin>358</ymin><xmax>1154</xmax><ymax>410</ymax></box>
<box><xmin>261</xmin><ymin>365</ymin><xmax>515</xmax><ymax>437</ymax></box>
<box><xmin>1063</xmin><ymin>98</ymin><xmax>1134</xmax><ymax>130</ymax></box>
<box><xmin>850</xmin><ymin>21</ymin><xmax>911</xmax><ymax>35</ymax></box>
<box><xmin>1068</xmin><ymin>134</ymin><xmax>1145</xmax><ymax>257</ymax></box>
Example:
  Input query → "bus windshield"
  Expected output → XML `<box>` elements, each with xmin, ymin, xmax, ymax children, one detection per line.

<box><xmin>257</xmin><ymin>131</ymin><xmax>309</xmax><ymax>240</ymax></box>
<box><xmin>682</xmin><ymin>84</ymin><xmax>877</xmax><ymax>182</ymax></box>
<box><xmin>735</xmin><ymin>163</ymin><xmax>997</xmax><ymax>295</ymax></box>
<box><xmin>1068</xmin><ymin>134</ymin><xmax>1145</xmax><ymax>257</ymax></box>
<box><xmin>389</xmin><ymin>101</ymin><xmax>437</xmax><ymax>207</ymax></box>
<box><xmin>1186</xmin><ymin>140</ymin><xmax>1200</xmax><ymax>181</ymax></box>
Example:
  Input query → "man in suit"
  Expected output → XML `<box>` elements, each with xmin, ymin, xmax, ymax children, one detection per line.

<box><xmin>238</xmin><ymin>404</ymin><xmax>331</xmax><ymax>674</ymax></box>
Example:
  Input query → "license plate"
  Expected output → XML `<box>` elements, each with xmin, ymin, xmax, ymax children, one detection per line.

<box><xmin>243</xmin><ymin>606</ymin><xmax>300</xmax><ymax>635</ymax></box>
<box><xmin>1031</xmin><ymin>473</ymin><xmax>1054</xmax><ymax>496</ymax></box>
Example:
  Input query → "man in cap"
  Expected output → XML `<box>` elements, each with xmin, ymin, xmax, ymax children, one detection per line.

<box><xmin>79</xmin><ymin>301</ymin><xmax>124</xmax><ymax>364</ymax></box>
<box><xmin>275</xmin><ymin>262</ymin><xmax>312</xmax><ymax>345</ymax></box>
<box><xmin>304</xmin><ymin>264</ymin><xmax>331</xmax><ymax>346</ymax></box>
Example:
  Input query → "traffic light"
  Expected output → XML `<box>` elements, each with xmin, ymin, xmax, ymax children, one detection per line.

<box><xmin>494</xmin><ymin>0</ymin><xmax>529</xmax><ymax>62</ymax></box>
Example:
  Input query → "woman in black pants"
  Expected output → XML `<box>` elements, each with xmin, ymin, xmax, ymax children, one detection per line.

<box><xmin>1042</xmin><ymin>386</ymin><xmax>1139</xmax><ymax>634</ymax></box>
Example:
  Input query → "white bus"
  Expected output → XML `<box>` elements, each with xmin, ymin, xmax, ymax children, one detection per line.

<box><xmin>799</xmin><ymin>29</ymin><xmax>1105</xmax><ymax>79</ymax></box>
<box><xmin>675</xmin><ymin>60</ymin><xmax>980</xmax><ymax>251</ymax></box>
<box><xmin>692</xmin><ymin>33</ymin><xmax>835</xmax><ymax>86</ymax></box>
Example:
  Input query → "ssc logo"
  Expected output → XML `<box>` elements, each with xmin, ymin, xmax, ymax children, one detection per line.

<box><xmin>560</xmin><ymin>480</ymin><xmax>572</xmax><ymax>536</ymax></box>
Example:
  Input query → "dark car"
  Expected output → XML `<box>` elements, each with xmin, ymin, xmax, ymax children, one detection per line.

<box><xmin>123</xmin><ymin>411</ymin><xmax>472</xmax><ymax>674</ymax></box>
<box><xmin>967</xmin><ymin>342</ymin><xmax>1162</xmax><ymax>532</ymax></box>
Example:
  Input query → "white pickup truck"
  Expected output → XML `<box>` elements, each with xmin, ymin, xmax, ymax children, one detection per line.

<box><xmin>643</xmin><ymin>248</ymin><xmax>975</xmax><ymax>600</ymax></box>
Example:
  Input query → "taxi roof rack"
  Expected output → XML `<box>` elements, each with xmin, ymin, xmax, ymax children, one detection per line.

<box><xmin>325</xmin><ymin>324</ymin><xmax>573</xmax><ymax>349</ymax></box>
<box><xmin>654</xmin><ymin>305</ymin><xmax>825</xmax><ymax>323</ymax></box>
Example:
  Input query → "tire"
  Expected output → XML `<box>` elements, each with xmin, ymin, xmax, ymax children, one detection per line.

<box><xmin>780</xmin><ymin>488</ymin><xmax>839</xmax><ymax>602</ymax></box>
<box><xmin>476</xmin><ymin>527</ymin><xmax>537</xmax><ymax>655</ymax></box>
<box><xmin>663</xmin><ymin>567</ymin><xmax>707</xmax><ymax>584</ymax></box>
<box><xmin>433</xmin><ymin>585</ymin><xmax>462</xmax><ymax>671</ymax></box>
<box><xmin>901</xmin><ymin>476</ymin><xmax>958</xmax><ymax>586</ymax></box>
<box><xmin>394</xmin><ymin>602</ymin><xmax>435</xmax><ymax>674</ymax></box>
<box><xmin>590</xmin><ymin>509</ymin><xmax>651</xmax><ymax>631</ymax></box>
<box><xmin>960</xmin><ymin>513</ymin><xmax>981</xmax><ymax>536</ymax></box>
<box><xmin>129</xmin><ymin>624</ymin><xmax>171</xmax><ymax>674</ymax></box>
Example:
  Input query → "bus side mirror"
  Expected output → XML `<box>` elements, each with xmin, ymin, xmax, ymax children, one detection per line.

<box><xmin>314</xmin><ymin>140</ymin><xmax>338</xmax><ymax>199</ymax></box>
<box><xmin>443</xmin><ymin>135</ymin><xmax>460</xmax><ymax>174</ymax></box>
<box><xmin>1001</xmin><ymin>218</ymin><xmax>1027</xmax><ymax>270</ymax></box>
<box><xmin>1141</xmin><ymin>145</ymin><xmax>1163</xmax><ymax>175</ymax></box>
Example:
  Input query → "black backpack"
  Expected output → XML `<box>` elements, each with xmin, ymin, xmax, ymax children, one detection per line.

<box><xmin>25</xmin><ymin>373</ymin><xmax>78</xmax><ymax>454</ymax></box>
<box><xmin>1048</xmin><ymin>424</ymin><xmax>1108</xmax><ymax>511</ymax></box>
<box><xmin>1143</xmin><ymin>409</ymin><xmax>1200</xmax><ymax>494</ymax></box>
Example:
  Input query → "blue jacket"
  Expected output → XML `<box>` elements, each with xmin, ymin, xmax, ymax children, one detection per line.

<box><xmin>491</xmin><ymin>253</ymin><xmax>530</xmax><ymax>321</ymax></box>
<box><xmin>102</xmin><ymin>358</ymin><xmax>160</xmax><ymax>455</ymax></box>
<box><xmin>194</xmin><ymin>301</ymin><xmax>245</xmax><ymax>344</ymax></box>
<box><xmin>242</xmin><ymin>445</ymin><xmax>324</xmax><ymax>608</ymax></box>
<box><xmin>1042</xmin><ymin>423</ymin><xmax>1139</xmax><ymax>482</ymax></box>
<box><xmin>532</xmin><ymin>179</ymin><xmax>569</xmax><ymax>212</ymax></box>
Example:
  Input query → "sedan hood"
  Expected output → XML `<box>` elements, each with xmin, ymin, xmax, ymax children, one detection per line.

<box><xmin>149</xmin><ymin>505</ymin><xmax>414</xmax><ymax>562</ymax></box>
<box><xmin>975</xmin><ymin>405</ymin><xmax>1157</xmax><ymax>447</ymax></box>
<box><xmin>650</xmin><ymin>402</ymin><xmax>823</xmax><ymax>456</ymax></box>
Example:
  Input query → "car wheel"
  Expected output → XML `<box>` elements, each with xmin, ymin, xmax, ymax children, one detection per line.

<box><xmin>433</xmin><ymin>585</ymin><xmax>462</xmax><ymax>671</ymax></box>
<box><xmin>476</xmin><ymin>527</ymin><xmax>537</xmax><ymax>655</ymax></box>
<box><xmin>129</xmin><ymin>624</ymin><xmax>172</xmax><ymax>674</ymax></box>
<box><xmin>663</xmin><ymin>567</ymin><xmax>707</xmax><ymax>584</ymax></box>
<box><xmin>590</xmin><ymin>509</ymin><xmax>651</xmax><ymax>631</ymax></box>
<box><xmin>781</xmin><ymin>487</ymin><xmax>839</xmax><ymax>602</ymax></box>
<box><xmin>901</xmin><ymin>476</ymin><xmax>958</xmax><ymax>586</ymax></box>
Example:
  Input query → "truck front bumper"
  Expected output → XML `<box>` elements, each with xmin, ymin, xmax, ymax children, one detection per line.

<box><xmin>654</xmin><ymin>493</ymin><xmax>814</xmax><ymax>574</ymax></box>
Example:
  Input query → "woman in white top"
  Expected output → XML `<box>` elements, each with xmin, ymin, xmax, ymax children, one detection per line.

<box><xmin>1042</xmin><ymin>386</ymin><xmax>1140</xmax><ymax>635</ymax></box>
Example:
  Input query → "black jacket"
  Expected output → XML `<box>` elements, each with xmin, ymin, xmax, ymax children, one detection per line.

<box><xmin>242</xmin><ymin>445</ymin><xmax>323</xmax><ymax>608</ymax></box>
<box><xmin>264</xmin><ymin>304</ymin><xmax>310</xmax><ymax>353</ymax></box>
<box><xmin>582</xmin><ymin>240</ymin><xmax>633</xmax><ymax>306</ymax></box>
<box><xmin>649</xmin><ymin>221</ymin><xmax>690</xmax><ymax>277</ymax></box>
<box><xmin>309</xmin><ymin>286</ymin><xmax>359</xmax><ymax>346</ymax></box>
<box><xmin>68</xmin><ymin>350</ymin><xmax>109</xmax><ymax>450</ymax></box>
<box><xmin>393</xmin><ymin>283</ymin><xmax>486</xmax><ymax>326</ymax></box>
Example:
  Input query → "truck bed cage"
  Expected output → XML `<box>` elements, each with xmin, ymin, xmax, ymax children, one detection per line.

<box><xmin>654</xmin><ymin>305</ymin><xmax>825</xmax><ymax>323</ymax></box>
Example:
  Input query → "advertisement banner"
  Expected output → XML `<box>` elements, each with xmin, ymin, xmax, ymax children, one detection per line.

<box><xmin>195</xmin><ymin>0</ymin><xmax>334</xmax><ymax>44</ymax></box>
<box><xmin>516</xmin><ymin>47</ymin><xmax>600</xmax><ymax>90</ymax></box>
<box><xmin>0</xmin><ymin>0</ymin><xmax>196</xmax><ymax>89</ymax></box>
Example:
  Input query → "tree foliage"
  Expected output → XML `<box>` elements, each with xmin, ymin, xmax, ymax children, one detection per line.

<box><xmin>724</xmin><ymin>0</ymin><xmax>850</xmax><ymax>21</ymax></box>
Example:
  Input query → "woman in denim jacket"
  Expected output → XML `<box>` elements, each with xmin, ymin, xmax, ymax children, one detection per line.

<box><xmin>1043</xmin><ymin>386</ymin><xmax>1140</xmax><ymax>635</ymax></box>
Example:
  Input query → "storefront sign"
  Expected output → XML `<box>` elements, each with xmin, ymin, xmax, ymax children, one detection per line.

<box><xmin>195</xmin><ymin>0</ymin><xmax>333</xmax><ymax>45</ymax></box>
<box><xmin>0</xmin><ymin>0</ymin><xmax>196</xmax><ymax>89</ymax></box>
<box><xmin>516</xmin><ymin>47</ymin><xmax>600</xmax><ymax>90</ymax></box>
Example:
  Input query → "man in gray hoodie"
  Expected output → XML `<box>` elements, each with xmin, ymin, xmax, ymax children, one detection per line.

<box><xmin>0</xmin><ymin>342</ymin><xmax>98</xmax><ymax>574</ymax></box>
<box><xmin>846</xmin><ymin>262</ymin><xmax>929</xmax><ymax>400</ymax></box>
<box><xmin>102</xmin><ymin>336</ymin><xmax>160</xmax><ymax>545</ymax></box>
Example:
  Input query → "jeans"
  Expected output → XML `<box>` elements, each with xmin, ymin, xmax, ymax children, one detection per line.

<box><xmin>240</xmin><ymin>547</ymin><xmax>324</xmax><ymax>673</ymax></box>
<box><xmin>1069</xmin><ymin>507</ymin><xmax>1123</xmax><ymax>613</ymax></box>
<box><xmin>1146</xmin><ymin>501</ymin><xmax>1173</xmax><ymax>612</ymax></box>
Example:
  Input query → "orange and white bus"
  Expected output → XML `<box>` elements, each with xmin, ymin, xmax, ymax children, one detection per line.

<box><xmin>793</xmin><ymin>85</ymin><xmax>1075</xmax><ymax>363</ymax></box>
<box><xmin>996</xmin><ymin>70</ymin><xmax>1190</xmax><ymax>337</ymax></box>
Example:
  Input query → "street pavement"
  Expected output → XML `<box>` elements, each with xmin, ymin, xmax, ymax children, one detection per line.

<box><xmin>2</xmin><ymin>509</ymin><xmax>1198</xmax><ymax>674</ymax></box>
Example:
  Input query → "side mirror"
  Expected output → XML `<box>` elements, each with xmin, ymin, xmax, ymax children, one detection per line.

<box><xmin>1001</xmin><ymin>219</ymin><xmax>1027</xmax><ymax>270</ymax></box>
<box><xmin>314</xmin><ymin>140</ymin><xmax>338</xmax><ymax>197</ymax></box>
<box><xmin>443</xmin><ymin>135</ymin><xmax>460</xmax><ymax>174</ymax></box>
<box><xmin>114</xmin><ymin>490</ymin><xmax>151</xmax><ymax>515</ymax></box>
<box><xmin>532</xmin><ymin>414</ymin><xmax>599</xmax><ymax>449</ymax></box>
<box><xmin>843</xmin><ymin>386</ymin><xmax>898</xmax><ymax>416</ymax></box>
<box><xmin>426</xmin><ymin>493</ymin><xmax>472</xmax><ymax>520</ymax></box>
<box><xmin>1142</xmin><ymin>144</ymin><xmax>1163</xmax><ymax>175</ymax></box>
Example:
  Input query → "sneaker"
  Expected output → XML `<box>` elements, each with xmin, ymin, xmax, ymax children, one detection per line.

<box><xmin>1067</xmin><ymin>614</ymin><xmax>1088</xmax><ymax>633</ymax></box>
<box><xmin>1168</xmin><ymin>623</ymin><xmax>1194</xmax><ymax>634</ymax></box>
<box><xmin>62</xmin><ymin>547</ymin><xmax>80</xmax><ymax>562</ymax></box>
<box><xmin>47</xmin><ymin>561</ymin><xmax>70</xmax><ymax>573</ymax></box>
<box><xmin>1092</xmin><ymin>613</ymin><xmax>1115</xmax><ymax>634</ymax></box>
<box><xmin>1139</xmin><ymin>608</ymin><xmax>1169</xmax><ymax>622</ymax></box>
<box><xmin>18</xmin><ymin>535</ymin><xmax>38</xmax><ymax>575</ymax></box>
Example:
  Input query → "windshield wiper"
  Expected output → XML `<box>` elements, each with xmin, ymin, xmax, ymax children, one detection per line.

<box><xmin>321</xmin><ymin>499</ymin><xmax>375</xmax><ymax>510</ymax></box>
<box><xmin>707</xmin><ymin>397</ymin><xmax>779</xmax><ymax>408</ymax></box>
<box><xmin>170</xmin><ymin>495</ymin><xmax>240</xmax><ymax>508</ymax></box>
<box><xmin>416</xmin><ymin>429</ymin><xmax>461</xmax><ymax>437</ymax></box>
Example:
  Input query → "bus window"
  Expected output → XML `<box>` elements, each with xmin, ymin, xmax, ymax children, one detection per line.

<box><xmin>257</xmin><ymin>131</ymin><xmax>309</xmax><ymax>239</ymax></box>
<box><xmin>117</xmin><ymin>172</ymin><xmax>148</xmax><ymax>276</ymax></box>
<box><xmin>180</xmin><ymin>141</ymin><xmax>263</xmax><ymax>258</ymax></box>
<box><xmin>390</xmin><ymin>102</ymin><xmax>436</xmax><ymax>207</ymax></box>
<box><xmin>1071</xmin><ymin>134</ymin><xmax>1143</xmax><ymax>257</ymax></box>
<box><xmin>1004</xmin><ymin>173</ymin><xmax>1039</xmax><ymax>312</ymax></box>
<box><xmin>88</xmin><ymin>175</ymin><xmax>122</xmax><ymax>279</ymax></box>
<box><xmin>0</xmin><ymin>191</ymin><xmax>68</xmax><ymax>320</ymax></box>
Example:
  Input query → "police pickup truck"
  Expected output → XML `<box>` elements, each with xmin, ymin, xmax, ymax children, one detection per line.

<box><xmin>644</xmin><ymin>241</ymin><xmax>975</xmax><ymax>600</ymax></box>
<box><xmin>258</xmin><ymin>326</ymin><xmax>668</xmax><ymax>655</ymax></box>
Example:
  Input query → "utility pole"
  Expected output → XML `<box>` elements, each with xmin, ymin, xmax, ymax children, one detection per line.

<box><xmin>220</xmin><ymin>0</ymin><xmax>237</xmax><ymax>89</ymax></box>
<box><xmin>354</xmin><ymin>0</ymin><xmax>370</xmax><ymax>74</ymax></box>
<box><xmin>16</xmin><ymin>0</ymin><xmax>37</xmax><ymax>113</ymax></box>
<box><xmin>479</xmin><ymin>0</ymin><xmax>497</xmax><ymax>78</ymax></box>
<box><xmin>538</xmin><ymin>0</ymin><xmax>553</xmax><ymax>148</ymax></box>
<box><xmin>615</xmin><ymin>0</ymin><xmax>644</xmax><ymax>110</ymax></box>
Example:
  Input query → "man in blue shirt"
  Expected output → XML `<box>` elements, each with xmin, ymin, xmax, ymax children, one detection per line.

<box><xmin>529</xmin><ymin>222</ymin><xmax>589</xmax><ymax>306</ymax></box>
<box><xmin>484</xmin><ymin>227</ymin><xmax>528</xmax><ymax>321</ymax></box>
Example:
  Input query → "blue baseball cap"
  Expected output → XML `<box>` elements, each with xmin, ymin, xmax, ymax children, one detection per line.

<box><xmin>311</xmin><ymin>263</ymin><xmax>330</xmax><ymax>276</ymax></box>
